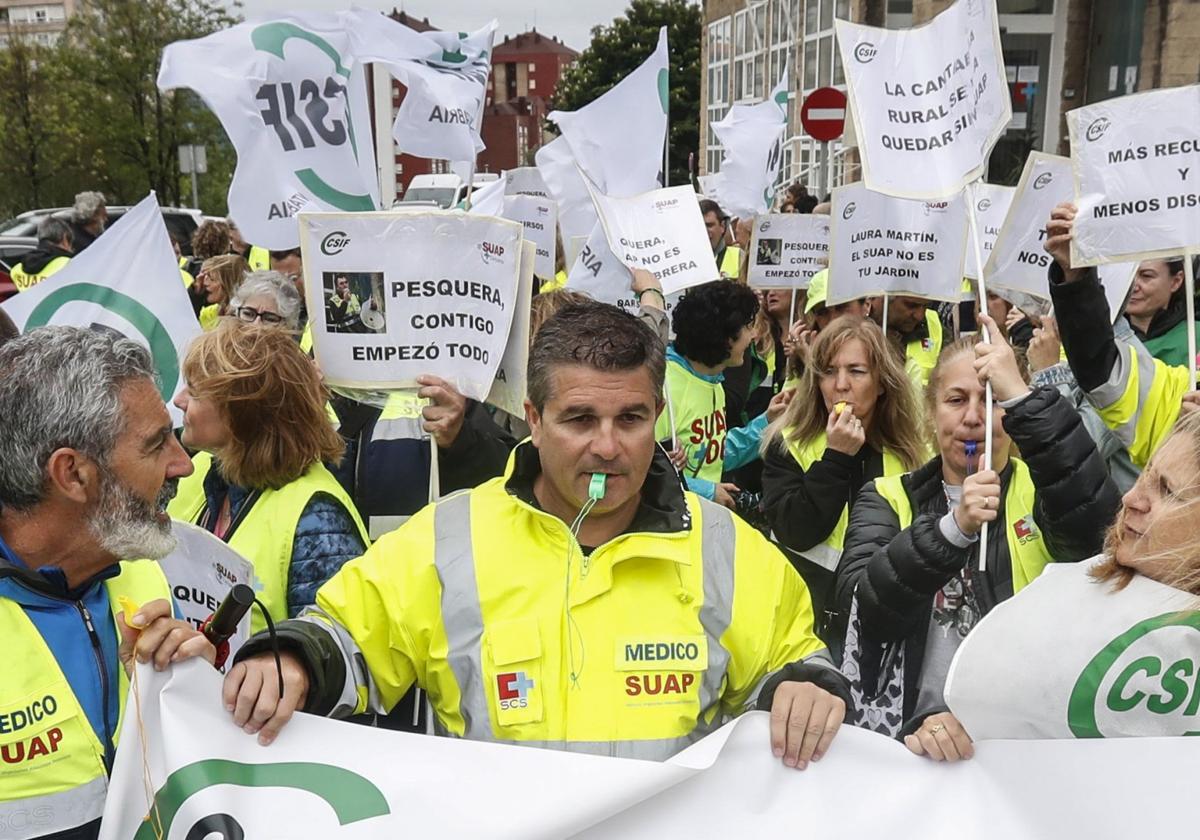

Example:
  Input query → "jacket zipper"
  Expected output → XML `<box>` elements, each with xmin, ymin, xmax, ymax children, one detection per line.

<box><xmin>76</xmin><ymin>601</ymin><xmax>115</xmax><ymax>772</ymax></box>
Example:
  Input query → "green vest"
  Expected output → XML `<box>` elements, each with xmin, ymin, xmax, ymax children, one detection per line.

<box><xmin>905</xmin><ymin>309</ymin><xmax>943</xmax><ymax>388</ymax></box>
<box><xmin>168</xmin><ymin>451</ymin><xmax>369</xmax><ymax>633</ymax></box>
<box><xmin>785</xmin><ymin>432</ymin><xmax>906</xmax><ymax>571</ymax></box>
<box><xmin>656</xmin><ymin>358</ymin><xmax>728</xmax><ymax>483</ymax></box>
<box><xmin>11</xmin><ymin>256</ymin><xmax>69</xmax><ymax>292</ymax></box>
<box><xmin>247</xmin><ymin>245</ymin><xmax>270</xmax><ymax>272</ymax></box>
<box><xmin>0</xmin><ymin>561</ymin><xmax>169</xmax><ymax>835</ymax></box>
<box><xmin>872</xmin><ymin>458</ymin><xmax>1053</xmax><ymax>593</ymax></box>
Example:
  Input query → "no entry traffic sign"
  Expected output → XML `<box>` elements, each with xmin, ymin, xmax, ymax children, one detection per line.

<box><xmin>801</xmin><ymin>87</ymin><xmax>847</xmax><ymax>142</ymax></box>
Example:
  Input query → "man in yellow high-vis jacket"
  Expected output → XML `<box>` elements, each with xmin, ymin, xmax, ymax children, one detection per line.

<box><xmin>226</xmin><ymin>300</ymin><xmax>851</xmax><ymax>769</ymax></box>
<box><xmin>0</xmin><ymin>328</ymin><xmax>214</xmax><ymax>840</ymax></box>
<box><xmin>10</xmin><ymin>217</ymin><xmax>74</xmax><ymax>292</ymax></box>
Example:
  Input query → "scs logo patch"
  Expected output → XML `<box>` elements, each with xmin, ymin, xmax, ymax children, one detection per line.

<box><xmin>497</xmin><ymin>671</ymin><xmax>535</xmax><ymax>710</ymax></box>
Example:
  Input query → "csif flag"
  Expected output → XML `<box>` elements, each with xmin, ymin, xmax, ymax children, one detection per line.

<box><xmin>710</xmin><ymin>63</ymin><xmax>789</xmax><ymax>220</ymax></box>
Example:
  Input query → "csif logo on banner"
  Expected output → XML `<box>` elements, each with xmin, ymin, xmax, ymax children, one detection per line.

<box><xmin>1033</xmin><ymin>172</ymin><xmax>1054</xmax><ymax>190</ymax></box>
<box><xmin>759</xmin><ymin>220</ymin><xmax>772</xmax><ymax>232</ymax></box>
<box><xmin>1086</xmin><ymin>117</ymin><xmax>1112</xmax><ymax>143</ymax></box>
<box><xmin>977</xmin><ymin>198</ymin><xmax>992</xmax><ymax>212</ymax></box>
<box><xmin>854</xmin><ymin>42</ymin><xmax>877</xmax><ymax>64</ymax></box>
<box><xmin>1067</xmin><ymin>612</ymin><xmax>1200</xmax><ymax>738</ymax></box>
<box><xmin>321</xmin><ymin>231</ymin><xmax>351</xmax><ymax>255</ymax></box>
<box><xmin>842</xmin><ymin>202</ymin><xmax>857</xmax><ymax>220</ymax></box>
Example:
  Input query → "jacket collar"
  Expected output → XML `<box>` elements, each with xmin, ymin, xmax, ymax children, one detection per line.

<box><xmin>666</xmin><ymin>345</ymin><xmax>724</xmax><ymax>384</ymax></box>
<box><xmin>1131</xmin><ymin>296</ymin><xmax>1187</xmax><ymax>342</ymax></box>
<box><xmin>0</xmin><ymin>530</ymin><xmax>118</xmax><ymax>602</ymax></box>
<box><xmin>503</xmin><ymin>439</ymin><xmax>692</xmax><ymax>538</ymax></box>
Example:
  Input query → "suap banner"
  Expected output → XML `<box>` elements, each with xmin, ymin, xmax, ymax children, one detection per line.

<box><xmin>709</xmin><ymin>65</ymin><xmax>789</xmax><ymax>220</ymax></box>
<box><xmin>0</xmin><ymin>193</ymin><xmax>201</xmax><ymax>424</ymax></box>
<box><xmin>748</xmin><ymin>213</ymin><xmax>830</xmax><ymax>289</ymax></box>
<box><xmin>835</xmin><ymin>0</ymin><xmax>1010</xmax><ymax>199</ymax></box>
<box><xmin>486</xmin><ymin>242</ymin><xmax>535</xmax><ymax>419</ymax></box>
<box><xmin>585</xmin><ymin>182</ymin><xmax>720</xmax><ymax>297</ymax></box>
<box><xmin>946</xmin><ymin>558</ymin><xmax>1200</xmax><ymax>740</ymax></box>
<box><xmin>102</xmin><ymin>660</ymin><xmax>1200</xmax><ymax>840</ymax></box>
<box><xmin>1068</xmin><ymin>83</ymin><xmax>1200</xmax><ymax>265</ymax></box>
<box><xmin>987</xmin><ymin>152</ymin><xmax>1136</xmax><ymax>320</ymax></box>
<box><xmin>298</xmin><ymin>211</ymin><xmax>523</xmax><ymax>398</ymax></box>
<box><xmin>964</xmin><ymin>181</ymin><xmax>1014</xmax><ymax>281</ymax></box>
<box><xmin>828</xmin><ymin>181</ymin><xmax>968</xmax><ymax>304</ymax></box>
<box><xmin>157</xmin><ymin>522</ymin><xmax>254</xmax><ymax>666</ymax></box>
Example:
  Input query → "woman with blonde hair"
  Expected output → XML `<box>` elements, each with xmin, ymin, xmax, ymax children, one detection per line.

<box><xmin>169</xmin><ymin>321</ymin><xmax>368</xmax><ymax>631</ymax></box>
<box><xmin>197</xmin><ymin>254</ymin><xmax>246</xmax><ymax>330</ymax></box>
<box><xmin>761</xmin><ymin>315</ymin><xmax>927</xmax><ymax>638</ymax></box>
<box><xmin>835</xmin><ymin>314</ymin><xmax>1120</xmax><ymax>743</ymax></box>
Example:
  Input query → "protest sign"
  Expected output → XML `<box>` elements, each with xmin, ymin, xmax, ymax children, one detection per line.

<box><xmin>103</xmin><ymin>660</ymin><xmax>1200</xmax><ymax>840</ymax></box>
<box><xmin>505</xmin><ymin>166</ymin><xmax>551</xmax><ymax>198</ymax></box>
<box><xmin>298</xmin><ymin>211</ymin><xmax>522</xmax><ymax>398</ymax></box>
<box><xmin>947</xmin><ymin>558</ymin><xmax>1200</xmax><ymax>740</ymax></box>
<box><xmin>964</xmin><ymin>182</ymin><xmax>1014</xmax><ymax>280</ymax></box>
<box><xmin>585</xmin><ymin>182</ymin><xmax>720</xmax><ymax>296</ymax></box>
<box><xmin>157</xmin><ymin>522</ymin><xmax>254</xmax><ymax>665</ymax></box>
<box><xmin>748</xmin><ymin>213</ymin><xmax>830</xmax><ymax>289</ymax></box>
<box><xmin>835</xmin><ymin>0</ymin><xmax>1010</xmax><ymax>199</ymax></box>
<box><xmin>709</xmin><ymin>67</ymin><xmax>789</xmax><ymax>220</ymax></box>
<box><xmin>486</xmin><ymin>242</ymin><xmax>535</xmax><ymax>419</ymax></box>
<box><xmin>828</xmin><ymin>181</ymin><xmax>968</xmax><ymax>304</ymax></box>
<box><xmin>565</xmin><ymin>223</ymin><xmax>634</xmax><ymax>306</ymax></box>
<box><xmin>504</xmin><ymin>194</ymin><xmax>558</xmax><ymax>280</ymax></box>
<box><xmin>1</xmin><ymin>194</ymin><xmax>201</xmax><ymax>423</ymax></box>
<box><xmin>1068</xmin><ymin>84</ymin><xmax>1200</xmax><ymax>265</ymax></box>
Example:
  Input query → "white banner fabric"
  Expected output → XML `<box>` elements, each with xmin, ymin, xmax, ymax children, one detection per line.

<box><xmin>485</xmin><ymin>242</ymin><xmax>535</xmax><ymax>418</ymax></box>
<box><xmin>947</xmin><ymin>557</ymin><xmax>1200</xmax><ymax>740</ymax></box>
<box><xmin>586</xmin><ymin>182</ymin><xmax>719</xmax><ymax>296</ymax></box>
<box><xmin>835</xmin><ymin>0</ymin><xmax>1011</xmax><ymax>199</ymax></box>
<box><xmin>0</xmin><ymin>194</ymin><xmax>201</xmax><ymax>424</ymax></box>
<box><xmin>535</xmin><ymin>136</ymin><xmax>597</xmax><ymax>243</ymax></box>
<box><xmin>157</xmin><ymin>522</ymin><xmax>255</xmax><ymax>663</ymax></box>
<box><xmin>102</xmin><ymin>660</ymin><xmax>1200</xmax><ymax>840</ymax></box>
<box><xmin>709</xmin><ymin>67</ymin><xmax>789</xmax><ymax>220</ymax></box>
<box><xmin>503</xmin><ymin>194</ymin><xmax>558</xmax><ymax>280</ymax></box>
<box><xmin>565</xmin><ymin>222</ymin><xmax>634</xmax><ymax>306</ymax></box>
<box><xmin>1068</xmin><ymin>84</ymin><xmax>1200</xmax><ymax>265</ymax></box>
<box><xmin>965</xmin><ymin>181</ymin><xmax>1014</xmax><ymax>280</ymax></box>
<box><xmin>505</xmin><ymin>166</ymin><xmax>551</xmax><ymax>198</ymax></box>
<box><xmin>828</xmin><ymin>182</ymin><xmax>968</xmax><ymax>304</ymax></box>
<box><xmin>297</xmin><ymin>211</ymin><xmax>522</xmax><ymax>398</ymax></box>
<box><xmin>748</xmin><ymin>213</ymin><xmax>831</xmax><ymax>289</ymax></box>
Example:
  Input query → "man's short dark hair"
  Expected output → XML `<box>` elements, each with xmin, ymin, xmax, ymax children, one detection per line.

<box><xmin>527</xmin><ymin>300</ymin><xmax>665</xmax><ymax>412</ymax></box>
<box><xmin>672</xmin><ymin>280</ymin><xmax>759</xmax><ymax>368</ymax></box>
<box><xmin>698</xmin><ymin>199</ymin><xmax>728</xmax><ymax>221</ymax></box>
<box><xmin>269</xmin><ymin>247</ymin><xmax>302</xmax><ymax>261</ymax></box>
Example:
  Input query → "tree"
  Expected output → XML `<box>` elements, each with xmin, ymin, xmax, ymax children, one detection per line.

<box><xmin>551</xmin><ymin>0</ymin><xmax>701</xmax><ymax>188</ymax></box>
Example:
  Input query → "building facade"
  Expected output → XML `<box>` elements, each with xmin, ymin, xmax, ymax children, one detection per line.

<box><xmin>0</xmin><ymin>0</ymin><xmax>76</xmax><ymax>48</ymax></box>
<box><xmin>700</xmin><ymin>0</ymin><xmax>1200</xmax><ymax>198</ymax></box>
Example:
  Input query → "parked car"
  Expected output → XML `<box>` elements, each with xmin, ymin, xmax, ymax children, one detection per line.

<box><xmin>0</xmin><ymin>206</ymin><xmax>204</xmax><ymax>254</ymax></box>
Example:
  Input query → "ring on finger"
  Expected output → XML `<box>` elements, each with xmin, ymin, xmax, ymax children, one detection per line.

<box><xmin>928</xmin><ymin>723</ymin><xmax>944</xmax><ymax>735</ymax></box>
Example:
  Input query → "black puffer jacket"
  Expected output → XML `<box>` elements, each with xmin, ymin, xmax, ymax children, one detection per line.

<box><xmin>835</xmin><ymin>386</ymin><xmax>1120</xmax><ymax>731</ymax></box>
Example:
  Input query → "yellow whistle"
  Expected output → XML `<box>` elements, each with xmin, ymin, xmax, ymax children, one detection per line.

<box><xmin>117</xmin><ymin>596</ymin><xmax>145</xmax><ymax>629</ymax></box>
<box><xmin>835</xmin><ymin>401</ymin><xmax>847</xmax><ymax>415</ymax></box>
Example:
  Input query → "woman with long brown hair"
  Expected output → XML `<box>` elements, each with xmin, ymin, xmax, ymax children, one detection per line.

<box><xmin>196</xmin><ymin>254</ymin><xmax>246</xmax><ymax>330</ymax></box>
<box><xmin>761</xmin><ymin>315</ymin><xmax>927</xmax><ymax>636</ymax></box>
<box><xmin>168</xmin><ymin>320</ymin><xmax>368</xmax><ymax>632</ymax></box>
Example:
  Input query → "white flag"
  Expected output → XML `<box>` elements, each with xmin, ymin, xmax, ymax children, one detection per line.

<box><xmin>710</xmin><ymin>65</ymin><xmax>789</xmax><ymax>220</ymax></box>
<box><xmin>0</xmin><ymin>194</ymin><xmax>201</xmax><ymax>423</ymax></box>
<box><xmin>828</xmin><ymin>182</ymin><xmax>968</xmax><ymax>303</ymax></box>
<box><xmin>548</xmin><ymin>27</ymin><xmax>669</xmax><ymax>197</ymax></box>
<box><xmin>536</xmin><ymin>136</ymin><xmax>599</xmax><ymax>243</ymax></box>
<box><xmin>566</xmin><ymin>222</ymin><xmax>637</xmax><ymax>307</ymax></box>
<box><xmin>836</xmin><ymin>0</ymin><xmax>1010</xmax><ymax>199</ymax></box>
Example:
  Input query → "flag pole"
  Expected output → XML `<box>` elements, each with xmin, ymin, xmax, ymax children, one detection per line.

<box><xmin>967</xmin><ymin>182</ymin><xmax>992</xmax><ymax>573</ymax></box>
<box><xmin>1186</xmin><ymin>252</ymin><xmax>1197</xmax><ymax>386</ymax></box>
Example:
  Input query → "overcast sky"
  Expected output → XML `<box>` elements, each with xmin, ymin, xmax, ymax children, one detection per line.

<box><xmin>232</xmin><ymin>0</ymin><xmax>634</xmax><ymax>54</ymax></box>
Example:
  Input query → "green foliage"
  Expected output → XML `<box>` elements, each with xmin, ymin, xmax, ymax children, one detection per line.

<box><xmin>551</xmin><ymin>0</ymin><xmax>701</xmax><ymax>187</ymax></box>
<box><xmin>0</xmin><ymin>0</ymin><xmax>237</xmax><ymax>218</ymax></box>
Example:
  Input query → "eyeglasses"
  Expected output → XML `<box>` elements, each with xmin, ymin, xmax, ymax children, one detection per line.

<box><xmin>236</xmin><ymin>306</ymin><xmax>284</xmax><ymax>324</ymax></box>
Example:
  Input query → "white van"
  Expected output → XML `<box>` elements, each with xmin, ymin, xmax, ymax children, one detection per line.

<box><xmin>402</xmin><ymin>174</ymin><xmax>466</xmax><ymax>209</ymax></box>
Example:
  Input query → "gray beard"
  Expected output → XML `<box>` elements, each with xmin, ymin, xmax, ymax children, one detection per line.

<box><xmin>88</xmin><ymin>469</ymin><xmax>179</xmax><ymax>561</ymax></box>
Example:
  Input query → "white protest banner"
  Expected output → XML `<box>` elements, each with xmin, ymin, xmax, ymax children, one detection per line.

<box><xmin>835</xmin><ymin>0</ymin><xmax>1010</xmax><ymax>199</ymax></box>
<box><xmin>503</xmin><ymin>194</ymin><xmax>557</xmax><ymax>280</ymax></box>
<box><xmin>1</xmin><ymin>194</ymin><xmax>201</xmax><ymax>424</ymax></box>
<box><xmin>697</xmin><ymin>173</ymin><xmax>722</xmax><ymax>203</ymax></box>
<box><xmin>536</xmin><ymin>135</ymin><xmax>597</xmax><ymax>242</ymax></box>
<box><xmin>379</xmin><ymin>22</ymin><xmax>496</xmax><ymax>163</ymax></box>
<box><xmin>964</xmin><ymin>182</ymin><xmax>1014</xmax><ymax>280</ymax></box>
<box><xmin>157</xmin><ymin>522</ymin><xmax>254</xmax><ymax>664</ymax></box>
<box><xmin>566</xmin><ymin>222</ymin><xmax>634</xmax><ymax>306</ymax></box>
<box><xmin>947</xmin><ymin>558</ymin><xmax>1200</xmax><ymax>740</ymax></box>
<box><xmin>585</xmin><ymin>182</ymin><xmax>719</xmax><ymax>296</ymax></box>
<box><xmin>828</xmin><ymin>181</ymin><xmax>968</xmax><ymax>304</ymax></box>
<box><xmin>104</xmin><ymin>661</ymin><xmax>1200</xmax><ymax>840</ymax></box>
<box><xmin>466</xmin><ymin>175</ymin><xmax>506</xmax><ymax>216</ymax></box>
<box><xmin>1068</xmin><ymin>84</ymin><xmax>1200</xmax><ymax>265</ymax></box>
<box><xmin>748</xmin><ymin>213</ymin><xmax>830</xmax><ymax>289</ymax></box>
<box><xmin>548</xmin><ymin>27</ymin><xmax>668</xmax><ymax>197</ymax></box>
<box><xmin>298</xmin><ymin>211</ymin><xmax>522</xmax><ymax>398</ymax></box>
<box><xmin>505</xmin><ymin>166</ymin><xmax>550</xmax><ymax>198</ymax></box>
<box><xmin>486</xmin><ymin>242</ymin><xmax>535</xmax><ymax>418</ymax></box>
<box><xmin>710</xmin><ymin>66</ymin><xmax>789</xmax><ymax>220</ymax></box>
<box><xmin>987</xmin><ymin>152</ymin><xmax>1137</xmax><ymax>321</ymax></box>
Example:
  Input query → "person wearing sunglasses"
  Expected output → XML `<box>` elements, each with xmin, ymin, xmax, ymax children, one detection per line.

<box><xmin>229</xmin><ymin>271</ymin><xmax>302</xmax><ymax>332</ymax></box>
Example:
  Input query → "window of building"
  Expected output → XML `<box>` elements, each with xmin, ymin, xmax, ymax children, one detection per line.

<box><xmin>529</xmin><ymin>78</ymin><xmax>536</xmax><ymax>90</ymax></box>
<box><xmin>707</xmin><ymin>17</ymin><xmax>732</xmax><ymax>107</ymax></box>
<box><xmin>517</xmin><ymin>122</ymin><xmax>529</xmax><ymax>164</ymax></box>
<box><xmin>733</xmin><ymin>5</ymin><xmax>766</xmax><ymax>102</ymax></box>
<box><xmin>528</xmin><ymin>62</ymin><xmax>536</xmax><ymax>72</ymax></box>
<box><xmin>796</xmin><ymin>0</ymin><xmax>850</xmax><ymax>194</ymax></box>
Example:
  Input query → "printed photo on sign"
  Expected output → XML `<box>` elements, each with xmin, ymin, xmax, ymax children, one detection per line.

<box><xmin>322</xmin><ymin>272</ymin><xmax>386</xmax><ymax>333</ymax></box>
<box><xmin>757</xmin><ymin>239</ymin><xmax>782</xmax><ymax>266</ymax></box>
<box><xmin>1068</xmin><ymin>84</ymin><xmax>1200</xmax><ymax>265</ymax></box>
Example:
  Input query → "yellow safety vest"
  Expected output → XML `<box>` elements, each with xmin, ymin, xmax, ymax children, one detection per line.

<box><xmin>718</xmin><ymin>245</ymin><xmax>741</xmax><ymax>279</ymax></box>
<box><xmin>311</xmin><ymin>449</ymin><xmax>829</xmax><ymax>759</ymax></box>
<box><xmin>300</xmin><ymin>322</ymin><xmax>313</xmax><ymax>354</ymax></box>
<box><xmin>872</xmin><ymin>458</ymin><xmax>1053</xmax><ymax>593</ymax></box>
<box><xmin>784</xmin><ymin>432</ymin><xmax>907</xmax><ymax>572</ymax></box>
<box><xmin>1095</xmin><ymin>343</ymin><xmax>1190</xmax><ymax>468</ymax></box>
<box><xmin>655</xmin><ymin>357</ymin><xmax>728</xmax><ymax>484</ymax></box>
<box><xmin>11</xmin><ymin>256</ymin><xmax>69</xmax><ymax>292</ymax></box>
<box><xmin>0</xmin><ymin>561</ymin><xmax>170</xmax><ymax>835</ymax></box>
<box><xmin>168</xmin><ymin>451</ymin><xmax>368</xmax><ymax>633</ymax></box>
<box><xmin>904</xmin><ymin>309</ymin><xmax>943</xmax><ymax>388</ymax></box>
<box><xmin>539</xmin><ymin>270</ymin><xmax>567</xmax><ymax>293</ymax></box>
<box><xmin>247</xmin><ymin>245</ymin><xmax>270</xmax><ymax>272</ymax></box>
